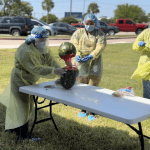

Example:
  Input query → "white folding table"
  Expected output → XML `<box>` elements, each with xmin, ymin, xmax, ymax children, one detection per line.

<box><xmin>19</xmin><ymin>81</ymin><xmax>150</xmax><ymax>150</ymax></box>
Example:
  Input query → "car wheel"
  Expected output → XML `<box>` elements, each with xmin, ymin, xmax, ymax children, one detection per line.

<box><xmin>11</xmin><ymin>29</ymin><xmax>21</xmax><ymax>36</ymax></box>
<box><xmin>108</xmin><ymin>30</ymin><xmax>115</xmax><ymax>36</ymax></box>
<box><xmin>135</xmin><ymin>29</ymin><xmax>143</xmax><ymax>35</ymax></box>
<box><xmin>46</xmin><ymin>30</ymin><xmax>51</xmax><ymax>36</ymax></box>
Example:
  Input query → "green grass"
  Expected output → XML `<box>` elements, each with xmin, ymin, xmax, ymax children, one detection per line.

<box><xmin>0</xmin><ymin>44</ymin><xmax>150</xmax><ymax>150</ymax></box>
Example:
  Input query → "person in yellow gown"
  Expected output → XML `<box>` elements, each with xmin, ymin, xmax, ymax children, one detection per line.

<box><xmin>71</xmin><ymin>13</ymin><xmax>107</xmax><ymax>121</ymax></box>
<box><xmin>0</xmin><ymin>26</ymin><xmax>65</xmax><ymax>141</ymax></box>
<box><xmin>131</xmin><ymin>28</ymin><xmax>150</xmax><ymax>99</ymax></box>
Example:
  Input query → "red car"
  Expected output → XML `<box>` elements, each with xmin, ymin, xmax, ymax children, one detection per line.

<box><xmin>108</xmin><ymin>19</ymin><xmax>148</xmax><ymax>35</ymax></box>
<box><xmin>71</xmin><ymin>23</ymin><xmax>85</xmax><ymax>29</ymax></box>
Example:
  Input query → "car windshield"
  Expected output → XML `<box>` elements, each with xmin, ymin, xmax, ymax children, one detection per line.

<box><xmin>63</xmin><ymin>23</ymin><xmax>72</xmax><ymax>28</ymax></box>
<box><xmin>38</xmin><ymin>20</ymin><xmax>49</xmax><ymax>26</ymax></box>
<box><xmin>68</xmin><ymin>24</ymin><xmax>73</xmax><ymax>27</ymax></box>
<box><xmin>104</xmin><ymin>22</ymin><xmax>108</xmax><ymax>26</ymax></box>
<box><xmin>0</xmin><ymin>17</ymin><xmax>3</xmax><ymax>23</ymax></box>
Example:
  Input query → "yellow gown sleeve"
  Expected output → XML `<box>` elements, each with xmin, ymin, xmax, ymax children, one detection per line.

<box><xmin>18</xmin><ymin>50</ymin><xmax>56</xmax><ymax>78</ymax></box>
<box><xmin>45</xmin><ymin>50</ymin><xmax>61</xmax><ymax>68</ymax></box>
<box><xmin>90</xmin><ymin>31</ymin><xmax>107</xmax><ymax>59</ymax></box>
<box><xmin>132</xmin><ymin>29</ymin><xmax>146</xmax><ymax>52</ymax></box>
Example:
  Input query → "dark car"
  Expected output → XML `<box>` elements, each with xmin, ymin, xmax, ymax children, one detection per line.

<box><xmin>0</xmin><ymin>16</ymin><xmax>34</xmax><ymax>36</ymax></box>
<box><xmin>71</xmin><ymin>21</ymin><xmax>119</xmax><ymax>35</ymax></box>
<box><xmin>99</xmin><ymin>21</ymin><xmax>119</xmax><ymax>36</ymax></box>
<box><xmin>49</xmin><ymin>22</ymin><xmax>77</xmax><ymax>35</ymax></box>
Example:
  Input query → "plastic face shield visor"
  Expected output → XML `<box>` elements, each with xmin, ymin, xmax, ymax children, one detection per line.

<box><xmin>35</xmin><ymin>38</ymin><xmax>49</xmax><ymax>54</ymax></box>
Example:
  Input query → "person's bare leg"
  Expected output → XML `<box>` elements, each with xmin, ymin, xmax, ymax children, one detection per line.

<box><xmin>77</xmin><ymin>76</ymin><xmax>88</xmax><ymax>84</ymax></box>
<box><xmin>88</xmin><ymin>75</ymin><xmax>100</xmax><ymax>86</ymax></box>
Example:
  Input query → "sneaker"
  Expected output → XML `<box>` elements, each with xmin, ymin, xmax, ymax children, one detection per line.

<box><xmin>78</xmin><ymin>111</ymin><xmax>87</xmax><ymax>117</ymax></box>
<box><xmin>31</xmin><ymin>138</ymin><xmax>41</xmax><ymax>142</ymax></box>
<box><xmin>88</xmin><ymin>115</ymin><xmax>96</xmax><ymax>121</ymax></box>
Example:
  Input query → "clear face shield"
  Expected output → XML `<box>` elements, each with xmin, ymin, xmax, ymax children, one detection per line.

<box><xmin>35</xmin><ymin>37</ymin><xmax>49</xmax><ymax>54</ymax></box>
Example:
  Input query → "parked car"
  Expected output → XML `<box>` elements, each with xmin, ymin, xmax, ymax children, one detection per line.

<box><xmin>71</xmin><ymin>23</ymin><xmax>85</xmax><ymax>29</ymax></box>
<box><xmin>49</xmin><ymin>22</ymin><xmax>77</xmax><ymax>35</ymax></box>
<box><xmin>31</xmin><ymin>19</ymin><xmax>57</xmax><ymax>36</ymax></box>
<box><xmin>99</xmin><ymin>21</ymin><xmax>119</xmax><ymax>36</ymax></box>
<box><xmin>108</xmin><ymin>19</ymin><xmax>148</xmax><ymax>35</ymax></box>
<box><xmin>71</xmin><ymin>21</ymin><xmax>119</xmax><ymax>35</ymax></box>
<box><xmin>0</xmin><ymin>16</ymin><xmax>34</xmax><ymax>36</ymax></box>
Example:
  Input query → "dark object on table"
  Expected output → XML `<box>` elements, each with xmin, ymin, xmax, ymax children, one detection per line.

<box><xmin>58</xmin><ymin>42</ymin><xmax>78</xmax><ymax>89</ymax></box>
<box><xmin>60</xmin><ymin>69</ymin><xmax>79</xmax><ymax>89</ymax></box>
<box><xmin>44</xmin><ymin>85</ymin><xmax>55</xmax><ymax>88</ymax></box>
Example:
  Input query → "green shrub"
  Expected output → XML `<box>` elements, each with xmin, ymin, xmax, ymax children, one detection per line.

<box><xmin>60</xmin><ymin>17</ymin><xmax>78</xmax><ymax>24</ymax></box>
<box><xmin>40</xmin><ymin>14</ymin><xmax>58</xmax><ymax>24</ymax></box>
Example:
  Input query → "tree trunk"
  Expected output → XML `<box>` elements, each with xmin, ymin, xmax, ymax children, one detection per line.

<box><xmin>3</xmin><ymin>5</ymin><xmax>6</xmax><ymax>16</ymax></box>
<box><xmin>47</xmin><ymin>11</ymin><xmax>49</xmax><ymax>23</ymax></box>
<box><xmin>47</xmin><ymin>11</ymin><xmax>48</xmax><ymax>23</ymax></box>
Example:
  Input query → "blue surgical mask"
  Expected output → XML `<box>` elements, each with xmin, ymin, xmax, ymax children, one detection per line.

<box><xmin>85</xmin><ymin>25</ymin><xmax>95</xmax><ymax>32</ymax></box>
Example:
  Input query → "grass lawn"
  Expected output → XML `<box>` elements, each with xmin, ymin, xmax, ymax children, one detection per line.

<box><xmin>0</xmin><ymin>43</ymin><xmax>150</xmax><ymax>150</ymax></box>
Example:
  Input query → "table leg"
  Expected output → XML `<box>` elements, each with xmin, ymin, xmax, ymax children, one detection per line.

<box><xmin>28</xmin><ymin>96</ymin><xmax>59</xmax><ymax>139</ymax></box>
<box><xmin>138</xmin><ymin>122</ymin><xmax>144</xmax><ymax>150</ymax></box>
<box><xmin>126</xmin><ymin>122</ymin><xmax>147</xmax><ymax>150</ymax></box>
<box><xmin>50</xmin><ymin>100</ymin><xmax>58</xmax><ymax>131</ymax></box>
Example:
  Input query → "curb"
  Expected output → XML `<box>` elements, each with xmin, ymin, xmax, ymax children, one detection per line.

<box><xmin>0</xmin><ymin>36</ymin><xmax>137</xmax><ymax>40</ymax></box>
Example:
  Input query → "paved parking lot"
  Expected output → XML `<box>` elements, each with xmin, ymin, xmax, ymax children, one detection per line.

<box><xmin>0</xmin><ymin>32</ymin><xmax>137</xmax><ymax>49</ymax></box>
<box><xmin>115</xmin><ymin>32</ymin><xmax>136</xmax><ymax>35</ymax></box>
<box><xmin>0</xmin><ymin>38</ymin><xmax>136</xmax><ymax>49</ymax></box>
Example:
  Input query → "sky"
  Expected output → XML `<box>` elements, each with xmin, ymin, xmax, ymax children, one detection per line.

<box><xmin>24</xmin><ymin>0</ymin><xmax>150</xmax><ymax>20</ymax></box>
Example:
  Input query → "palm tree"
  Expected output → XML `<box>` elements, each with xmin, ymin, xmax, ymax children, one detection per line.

<box><xmin>42</xmin><ymin>0</ymin><xmax>54</xmax><ymax>23</ymax></box>
<box><xmin>87</xmin><ymin>3</ymin><xmax>100</xmax><ymax>14</ymax></box>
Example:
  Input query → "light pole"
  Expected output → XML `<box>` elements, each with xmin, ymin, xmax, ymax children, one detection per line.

<box><xmin>83</xmin><ymin>0</ymin><xmax>85</xmax><ymax>15</ymax></box>
<box><xmin>70</xmin><ymin>0</ymin><xmax>72</xmax><ymax>17</ymax></box>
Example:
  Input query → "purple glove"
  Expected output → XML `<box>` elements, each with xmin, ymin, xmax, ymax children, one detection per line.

<box><xmin>138</xmin><ymin>41</ymin><xmax>146</xmax><ymax>46</ymax></box>
<box><xmin>81</xmin><ymin>55</ymin><xmax>93</xmax><ymax>62</ymax></box>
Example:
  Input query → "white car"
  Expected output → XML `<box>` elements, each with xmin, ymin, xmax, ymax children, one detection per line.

<box><xmin>31</xmin><ymin>19</ymin><xmax>58</xmax><ymax>36</ymax></box>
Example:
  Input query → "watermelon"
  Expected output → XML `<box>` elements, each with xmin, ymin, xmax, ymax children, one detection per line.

<box><xmin>58</xmin><ymin>42</ymin><xmax>76</xmax><ymax>58</ymax></box>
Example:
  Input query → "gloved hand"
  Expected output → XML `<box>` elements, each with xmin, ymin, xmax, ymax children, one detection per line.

<box><xmin>76</xmin><ymin>55</ymin><xmax>82</xmax><ymax>62</ymax></box>
<box><xmin>54</xmin><ymin>68</ymin><xmax>66</xmax><ymax>76</ymax></box>
<box><xmin>55</xmin><ymin>79</ymin><xmax>61</xmax><ymax>85</ymax></box>
<box><xmin>138</xmin><ymin>41</ymin><xmax>146</xmax><ymax>46</ymax></box>
<box><xmin>81</xmin><ymin>55</ymin><xmax>93</xmax><ymax>62</ymax></box>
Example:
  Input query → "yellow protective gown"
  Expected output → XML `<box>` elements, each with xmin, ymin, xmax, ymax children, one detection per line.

<box><xmin>131</xmin><ymin>28</ymin><xmax>150</xmax><ymax>83</ymax></box>
<box><xmin>0</xmin><ymin>43</ymin><xmax>61</xmax><ymax>130</ymax></box>
<box><xmin>70</xmin><ymin>28</ymin><xmax>106</xmax><ymax>77</ymax></box>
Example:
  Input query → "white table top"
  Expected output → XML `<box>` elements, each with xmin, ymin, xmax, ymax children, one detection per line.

<box><xmin>19</xmin><ymin>81</ymin><xmax>150</xmax><ymax>124</ymax></box>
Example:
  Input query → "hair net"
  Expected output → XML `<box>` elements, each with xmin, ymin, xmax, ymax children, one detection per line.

<box><xmin>31</xmin><ymin>26</ymin><xmax>48</xmax><ymax>37</ymax></box>
<box><xmin>25</xmin><ymin>26</ymin><xmax>49</xmax><ymax>45</ymax></box>
<box><xmin>83</xmin><ymin>13</ymin><xmax>100</xmax><ymax>29</ymax></box>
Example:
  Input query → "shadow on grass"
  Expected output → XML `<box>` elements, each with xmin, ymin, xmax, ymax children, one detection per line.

<box><xmin>0</xmin><ymin>102</ymin><xmax>150</xmax><ymax>150</ymax></box>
